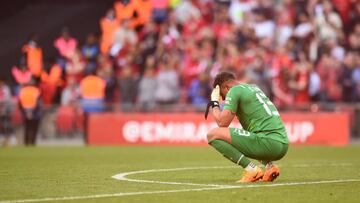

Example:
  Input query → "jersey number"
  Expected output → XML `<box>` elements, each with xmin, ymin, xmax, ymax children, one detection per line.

<box><xmin>236</xmin><ymin>129</ymin><xmax>250</xmax><ymax>136</ymax></box>
<box><xmin>255</xmin><ymin>93</ymin><xmax>280</xmax><ymax>116</ymax></box>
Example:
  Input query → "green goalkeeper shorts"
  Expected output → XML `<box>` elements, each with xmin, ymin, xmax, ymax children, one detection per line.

<box><xmin>229</xmin><ymin>128</ymin><xmax>288</xmax><ymax>161</ymax></box>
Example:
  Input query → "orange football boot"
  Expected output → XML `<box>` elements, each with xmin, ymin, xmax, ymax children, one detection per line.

<box><xmin>262</xmin><ymin>165</ymin><xmax>280</xmax><ymax>182</ymax></box>
<box><xmin>237</xmin><ymin>167</ymin><xmax>264</xmax><ymax>183</ymax></box>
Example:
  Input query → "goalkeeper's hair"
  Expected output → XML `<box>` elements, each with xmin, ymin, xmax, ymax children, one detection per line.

<box><xmin>213</xmin><ymin>71</ymin><xmax>236</xmax><ymax>88</ymax></box>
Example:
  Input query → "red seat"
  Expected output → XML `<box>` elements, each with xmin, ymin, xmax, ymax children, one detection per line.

<box><xmin>11</xmin><ymin>107</ymin><xmax>22</xmax><ymax>126</ymax></box>
<box><xmin>56</xmin><ymin>106</ymin><xmax>77</xmax><ymax>134</ymax></box>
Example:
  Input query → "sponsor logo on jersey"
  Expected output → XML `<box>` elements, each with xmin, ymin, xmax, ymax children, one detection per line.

<box><xmin>225</xmin><ymin>97</ymin><xmax>231</xmax><ymax>105</ymax></box>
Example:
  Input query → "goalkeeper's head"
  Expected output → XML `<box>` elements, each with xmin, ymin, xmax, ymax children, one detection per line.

<box><xmin>213</xmin><ymin>71</ymin><xmax>237</xmax><ymax>100</ymax></box>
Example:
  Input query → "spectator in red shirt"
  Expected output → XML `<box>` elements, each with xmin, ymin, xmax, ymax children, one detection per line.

<box><xmin>65</xmin><ymin>49</ymin><xmax>85</xmax><ymax>83</ymax></box>
<box><xmin>316</xmin><ymin>52</ymin><xmax>342</xmax><ymax>102</ymax></box>
<box><xmin>272</xmin><ymin>68</ymin><xmax>293</xmax><ymax>109</ymax></box>
<box><xmin>289</xmin><ymin>51</ymin><xmax>311</xmax><ymax>105</ymax></box>
<box><xmin>271</xmin><ymin>46</ymin><xmax>294</xmax><ymax>108</ymax></box>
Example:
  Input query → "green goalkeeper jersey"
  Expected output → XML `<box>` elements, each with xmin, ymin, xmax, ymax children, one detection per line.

<box><xmin>223</xmin><ymin>84</ymin><xmax>288</xmax><ymax>144</ymax></box>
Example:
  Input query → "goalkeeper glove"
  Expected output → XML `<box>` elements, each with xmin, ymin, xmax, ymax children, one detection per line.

<box><xmin>205</xmin><ymin>85</ymin><xmax>220</xmax><ymax>119</ymax></box>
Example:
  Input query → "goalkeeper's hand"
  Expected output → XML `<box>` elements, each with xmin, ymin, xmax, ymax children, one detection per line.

<box><xmin>205</xmin><ymin>85</ymin><xmax>220</xmax><ymax>119</ymax></box>
<box><xmin>211</xmin><ymin>85</ymin><xmax>220</xmax><ymax>102</ymax></box>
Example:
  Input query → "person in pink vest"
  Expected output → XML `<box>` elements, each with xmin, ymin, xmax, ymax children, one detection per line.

<box><xmin>12</xmin><ymin>62</ymin><xmax>32</xmax><ymax>96</ymax></box>
<box><xmin>54</xmin><ymin>27</ymin><xmax>78</xmax><ymax>59</ymax></box>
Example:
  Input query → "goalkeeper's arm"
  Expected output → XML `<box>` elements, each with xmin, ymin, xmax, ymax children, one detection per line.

<box><xmin>205</xmin><ymin>85</ymin><xmax>235</xmax><ymax>127</ymax></box>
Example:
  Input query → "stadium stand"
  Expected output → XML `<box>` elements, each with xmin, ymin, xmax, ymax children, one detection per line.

<box><xmin>0</xmin><ymin>0</ymin><xmax>360</xmax><ymax>145</ymax></box>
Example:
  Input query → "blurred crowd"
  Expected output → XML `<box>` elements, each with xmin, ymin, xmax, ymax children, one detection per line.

<box><xmin>1</xmin><ymin>0</ymin><xmax>360</xmax><ymax>145</ymax></box>
<box><xmin>1</xmin><ymin>0</ymin><xmax>360</xmax><ymax>117</ymax></box>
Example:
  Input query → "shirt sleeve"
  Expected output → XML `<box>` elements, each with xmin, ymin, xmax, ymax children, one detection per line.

<box><xmin>223</xmin><ymin>87</ymin><xmax>239</xmax><ymax>113</ymax></box>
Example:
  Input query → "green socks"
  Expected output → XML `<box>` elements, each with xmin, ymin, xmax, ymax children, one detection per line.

<box><xmin>209</xmin><ymin>139</ymin><xmax>251</xmax><ymax>168</ymax></box>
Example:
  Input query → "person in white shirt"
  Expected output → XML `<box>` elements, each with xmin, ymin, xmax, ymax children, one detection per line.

<box><xmin>315</xmin><ymin>0</ymin><xmax>343</xmax><ymax>40</ymax></box>
<box><xmin>252</xmin><ymin>10</ymin><xmax>275</xmax><ymax>39</ymax></box>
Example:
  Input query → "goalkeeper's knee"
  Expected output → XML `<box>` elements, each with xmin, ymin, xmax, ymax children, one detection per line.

<box><xmin>207</xmin><ymin>127</ymin><xmax>231</xmax><ymax>143</ymax></box>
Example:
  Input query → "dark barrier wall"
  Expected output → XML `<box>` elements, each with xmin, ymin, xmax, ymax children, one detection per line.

<box><xmin>0</xmin><ymin>0</ymin><xmax>113</xmax><ymax>83</ymax></box>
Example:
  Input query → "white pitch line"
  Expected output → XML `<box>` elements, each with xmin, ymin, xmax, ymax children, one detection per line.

<box><xmin>1</xmin><ymin>179</ymin><xmax>360</xmax><ymax>203</ymax></box>
<box><xmin>1</xmin><ymin>163</ymin><xmax>358</xmax><ymax>203</ymax></box>
<box><xmin>112</xmin><ymin>164</ymin><xmax>356</xmax><ymax>187</ymax></box>
<box><xmin>292</xmin><ymin>163</ymin><xmax>354</xmax><ymax>167</ymax></box>
<box><xmin>112</xmin><ymin>166</ymin><xmax>236</xmax><ymax>187</ymax></box>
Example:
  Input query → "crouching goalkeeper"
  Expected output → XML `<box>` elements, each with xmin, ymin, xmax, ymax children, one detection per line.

<box><xmin>206</xmin><ymin>72</ymin><xmax>289</xmax><ymax>183</ymax></box>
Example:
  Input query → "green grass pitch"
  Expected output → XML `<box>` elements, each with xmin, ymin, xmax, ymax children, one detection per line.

<box><xmin>1</xmin><ymin>145</ymin><xmax>360</xmax><ymax>203</ymax></box>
